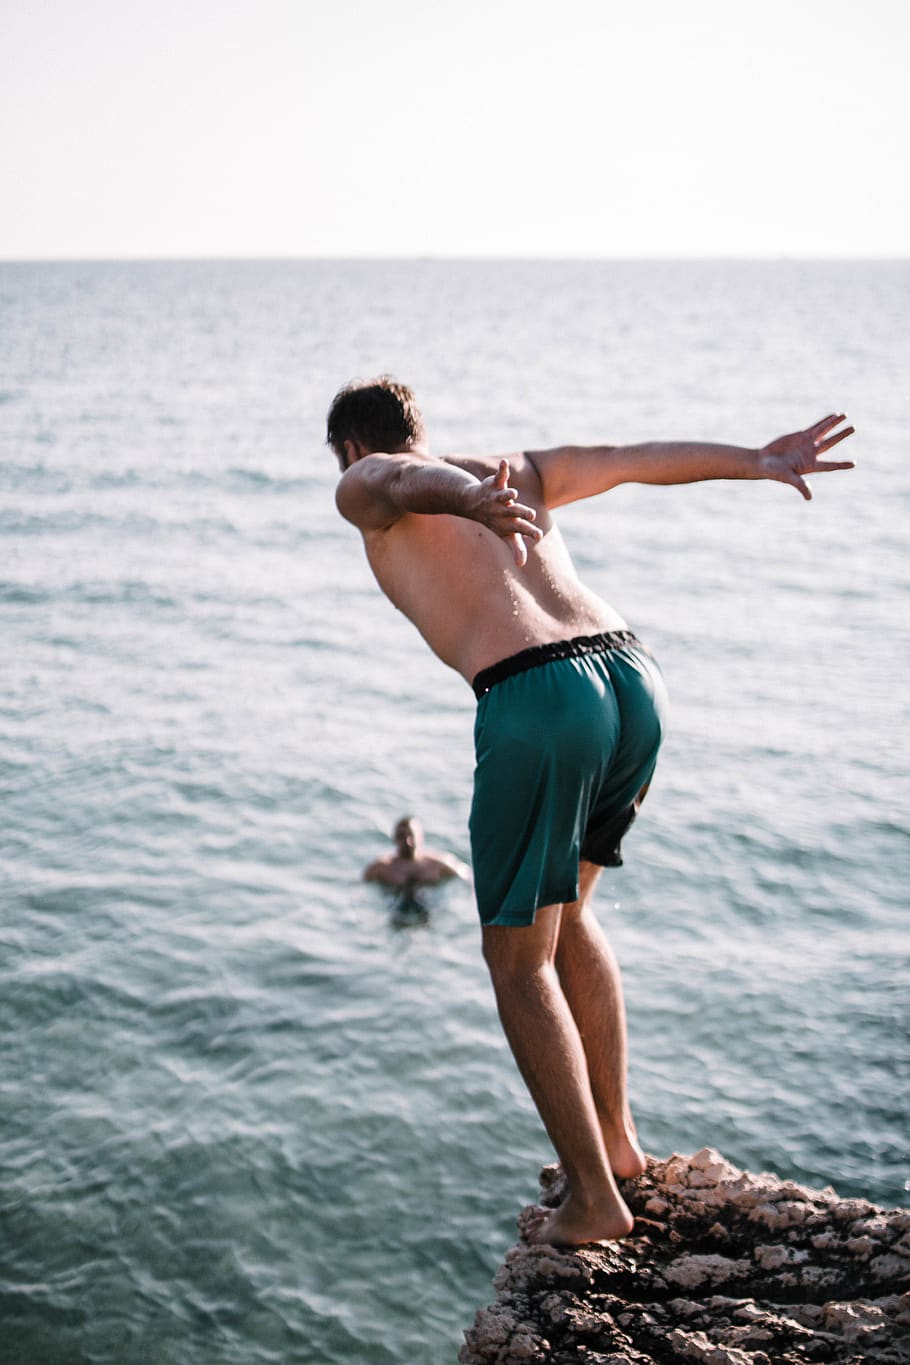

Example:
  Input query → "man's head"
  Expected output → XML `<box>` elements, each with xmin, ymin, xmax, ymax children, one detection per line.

<box><xmin>393</xmin><ymin>816</ymin><xmax>422</xmax><ymax>859</ymax></box>
<box><xmin>326</xmin><ymin>377</ymin><xmax>426</xmax><ymax>469</ymax></box>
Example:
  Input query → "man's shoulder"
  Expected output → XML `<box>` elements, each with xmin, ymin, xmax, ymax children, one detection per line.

<box><xmin>336</xmin><ymin>453</ymin><xmax>405</xmax><ymax>531</ymax></box>
<box><xmin>363</xmin><ymin>855</ymin><xmax>396</xmax><ymax>882</ymax></box>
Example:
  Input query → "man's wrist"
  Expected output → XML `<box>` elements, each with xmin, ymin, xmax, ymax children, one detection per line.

<box><xmin>752</xmin><ymin>446</ymin><xmax>773</xmax><ymax>480</ymax></box>
<box><xmin>458</xmin><ymin>478</ymin><xmax>484</xmax><ymax>521</ymax></box>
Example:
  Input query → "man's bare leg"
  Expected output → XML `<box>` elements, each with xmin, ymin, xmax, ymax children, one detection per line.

<box><xmin>555</xmin><ymin>860</ymin><xmax>646</xmax><ymax>1181</ymax></box>
<box><xmin>482</xmin><ymin>904</ymin><xmax>634</xmax><ymax>1246</ymax></box>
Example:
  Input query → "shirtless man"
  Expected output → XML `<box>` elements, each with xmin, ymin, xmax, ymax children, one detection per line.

<box><xmin>363</xmin><ymin>815</ymin><xmax>470</xmax><ymax>891</ymax></box>
<box><xmin>328</xmin><ymin>376</ymin><xmax>854</xmax><ymax>1246</ymax></box>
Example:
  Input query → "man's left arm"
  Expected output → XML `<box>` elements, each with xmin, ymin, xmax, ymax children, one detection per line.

<box><xmin>531</xmin><ymin>414</ymin><xmax>855</xmax><ymax>508</ymax></box>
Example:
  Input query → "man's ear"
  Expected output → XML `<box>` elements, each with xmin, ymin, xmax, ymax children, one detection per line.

<box><xmin>343</xmin><ymin>438</ymin><xmax>373</xmax><ymax>467</ymax></box>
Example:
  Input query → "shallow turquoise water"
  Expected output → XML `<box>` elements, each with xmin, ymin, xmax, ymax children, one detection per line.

<box><xmin>1</xmin><ymin>259</ymin><xmax>907</xmax><ymax>1363</ymax></box>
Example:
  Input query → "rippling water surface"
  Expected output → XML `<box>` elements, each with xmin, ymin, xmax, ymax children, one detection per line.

<box><xmin>1</xmin><ymin>259</ymin><xmax>908</xmax><ymax>1363</ymax></box>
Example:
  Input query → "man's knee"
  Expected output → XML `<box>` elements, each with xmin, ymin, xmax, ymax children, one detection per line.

<box><xmin>557</xmin><ymin>893</ymin><xmax>612</xmax><ymax>963</ymax></box>
<box><xmin>481</xmin><ymin>905</ymin><xmax>562</xmax><ymax>979</ymax></box>
<box><xmin>558</xmin><ymin>862</ymin><xmax>603</xmax><ymax>921</ymax></box>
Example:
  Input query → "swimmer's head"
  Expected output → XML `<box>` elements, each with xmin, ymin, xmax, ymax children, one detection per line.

<box><xmin>327</xmin><ymin>377</ymin><xmax>426</xmax><ymax>469</ymax></box>
<box><xmin>393</xmin><ymin>815</ymin><xmax>421</xmax><ymax>857</ymax></box>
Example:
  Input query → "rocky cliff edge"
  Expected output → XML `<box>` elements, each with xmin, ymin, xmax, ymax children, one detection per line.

<box><xmin>460</xmin><ymin>1148</ymin><xmax>910</xmax><ymax>1364</ymax></box>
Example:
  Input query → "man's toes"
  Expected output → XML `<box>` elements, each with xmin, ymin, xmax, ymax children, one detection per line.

<box><xmin>518</xmin><ymin>1204</ymin><xmax>549</xmax><ymax>1240</ymax></box>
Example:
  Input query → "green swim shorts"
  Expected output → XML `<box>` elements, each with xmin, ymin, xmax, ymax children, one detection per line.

<box><xmin>469</xmin><ymin>631</ymin><xmax>668</xmax><ymax>927</ymax></box>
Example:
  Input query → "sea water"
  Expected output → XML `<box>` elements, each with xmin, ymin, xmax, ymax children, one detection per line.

<box><xmin>1</xmin><ymin>259</ymin><xmax>907</xmax><ymax>1363</ymax></box>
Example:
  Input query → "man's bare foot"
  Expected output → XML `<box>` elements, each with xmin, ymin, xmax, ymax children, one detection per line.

<box><xmin>524</xmin><ymin>1192</ymin><xmax>634</xmax><ymax>1247</ymax></box>
<box><xmin>606</xmin><ymin>1133</ymin><xmax>647</xmax><ymax>1181</ymax></box>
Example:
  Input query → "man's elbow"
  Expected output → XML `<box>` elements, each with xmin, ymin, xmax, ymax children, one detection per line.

<box><xmin>336</xmin><ymin>462</ymin><xmax>400</xmax><ymax>530</ymax></box>
<box><xmin>335</xmin><ymin>488</ymin><xmax>350</xmax><ymax>523</ymax></box>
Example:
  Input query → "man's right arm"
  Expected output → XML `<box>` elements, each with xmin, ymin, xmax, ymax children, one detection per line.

<box><xmin>335</xmin><ymin>452</ymin><xmax>542</xmax><ymax>564</ymax></box>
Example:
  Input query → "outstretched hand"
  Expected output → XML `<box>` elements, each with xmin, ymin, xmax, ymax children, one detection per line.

<box><xmin>470</xmin><ymin>460</ymin><xmax>543</xmax><ymax>566</ymax></box>
<box><xmin>759</xmin><ymin>414</ymin><xmax>855</xmax><ymax>500</ymax></box>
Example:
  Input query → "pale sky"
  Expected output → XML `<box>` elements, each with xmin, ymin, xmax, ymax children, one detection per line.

<box><xmin>2</xmin><ymin>0</ymin><xmax>908</xmax><ymax>259</ymax></box>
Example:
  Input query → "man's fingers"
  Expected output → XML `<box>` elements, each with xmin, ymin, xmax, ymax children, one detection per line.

<box><xmin>810</xmin><ymin>412</ymin><xmax>846</xmax><ymax>436</ymax></box>
<box><xmin>506</xmin><ymin>518</ymin><xmax>542</xmax><ymax>541</ymax></box>
<box><xmin>493</xmin><ymin>491</ymin><xmax>539</xmax><ymax>530</ymax></box>
<box><xmin>815</xmin><ymin>424</ymin><xmax>855</xmax><ymax>453</ymax></box>
<box><xmin>499</xmin><ymin>495</ymin><xmax>536</xmax><ymax>519</ymax></box>
<box><xmin>481</xmin><ymin>469</ymin><xmax>542</xmax><ymax>561</ymax></box>
<box><xmin>814</xmin><ymin>459</ymin><xmax>855</xmax><ymax>472</ymax></box>
<box><xmin>505</xmin><ymin>516</ymin><xmax>542</xmax><ymax>565</ymax></box>
<box><xmin>509</xmin><ymin>533</ymin><xmax>528</xmax><ymax>567</ymax></box>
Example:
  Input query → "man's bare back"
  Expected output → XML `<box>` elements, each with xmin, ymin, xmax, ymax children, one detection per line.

<box><xmin>349</xmin><ymin>452</ymin><xmax>625</xmax><ymax>682</ymax></box>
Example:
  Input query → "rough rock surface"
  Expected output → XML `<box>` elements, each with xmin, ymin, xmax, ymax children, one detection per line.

<box><xmin>460</xmin><ymin>1149</ymin><xmax>910</xmax><ymax>1364</ymax></box>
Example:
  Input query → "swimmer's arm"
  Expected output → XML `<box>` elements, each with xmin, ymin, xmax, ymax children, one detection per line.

<box><xmin>531</xmin><ymin>414</ymin><xmax>855</xmax><ymax>507</ymax></box>
<box><xmin>432</xmin><ymin>852</ymin><xmax>472</xmax><ymax>882</ymax></box>
<box><xmin>336</xmin><ymin>452</ymin><xmax>542</xmax><ymax>565</ymax></box>
<box><xmin>363</xmin><ymin>860</ymin><xmax>390</xmax><ymax>884</ymax></box>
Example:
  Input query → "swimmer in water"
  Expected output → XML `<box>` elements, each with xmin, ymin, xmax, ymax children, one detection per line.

<box><xmin>363</xmin><ymin>816</ymin><xmax>471</xmax><ymax>898</ymax></box>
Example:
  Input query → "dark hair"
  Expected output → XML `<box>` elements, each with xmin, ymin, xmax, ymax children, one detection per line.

<box><xmin>326</xmin><ymin>376</ymin><xmax>426</xmax><ymax>456</ymax></box>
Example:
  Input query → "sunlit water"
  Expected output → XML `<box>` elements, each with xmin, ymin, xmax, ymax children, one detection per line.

<box><xmin>1</xmin><ymin>259</ymin><xmax>908</xmax><ymax>1363</ymax></box>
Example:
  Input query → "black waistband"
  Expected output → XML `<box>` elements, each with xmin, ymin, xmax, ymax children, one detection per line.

<box><xmin>472</xmin><ymin>630</ymin><xmax>641</xmax><ymax>700</ymax></box>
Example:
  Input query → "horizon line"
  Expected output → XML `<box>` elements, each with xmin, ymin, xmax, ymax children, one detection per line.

<box><xmin>1</xmin><ymin>251</ymin><xmax>908</xmax><ymax>266</ymax></box>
